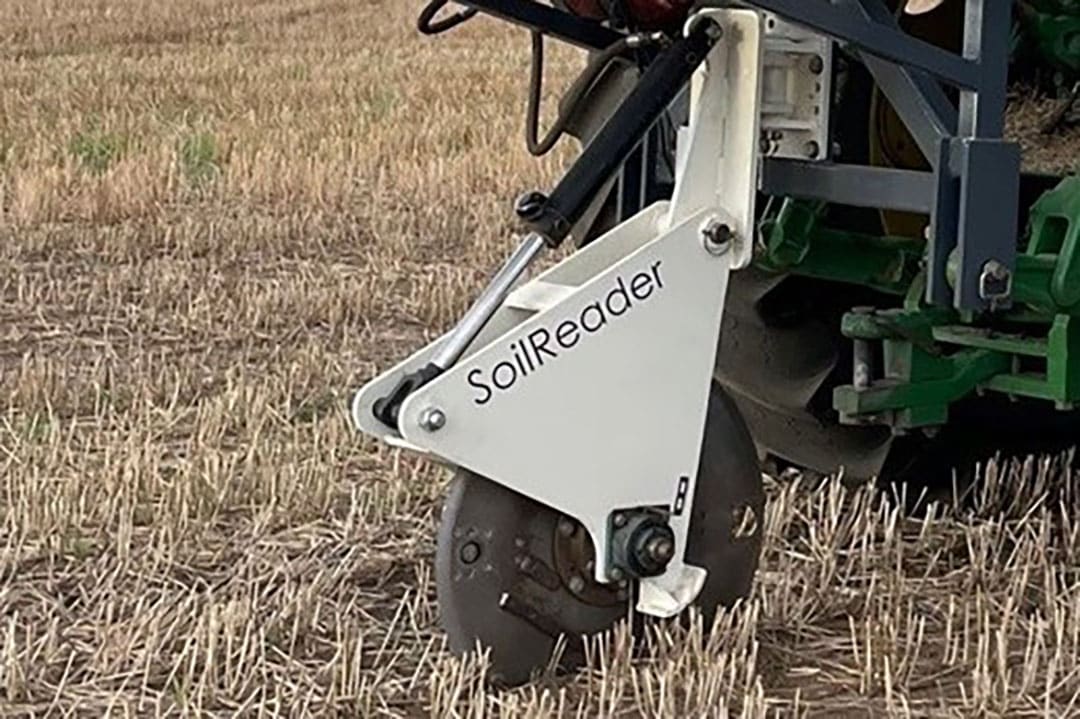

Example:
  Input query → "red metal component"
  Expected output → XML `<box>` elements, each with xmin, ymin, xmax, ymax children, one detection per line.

<box><xmin>563</xmin><ymin>0</ymin><xmax>693</xmax><ymax>29</ymax></box>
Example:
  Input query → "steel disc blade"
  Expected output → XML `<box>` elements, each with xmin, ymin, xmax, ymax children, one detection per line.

<box><xmin>435</xmin><ymin>472</ymin><xmax>626</xmax><ymax>686</ymax></box>
<box><xmin>434</xmin><ymin>383</ymin><xmax>764</xmax><ymax>685</ymax></box>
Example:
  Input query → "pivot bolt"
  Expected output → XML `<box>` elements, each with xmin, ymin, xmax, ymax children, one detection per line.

<box><xmin>702</xmin><ymin>221</ymin><xmax>735</xmax><ymax>256</ymax></box>
<box><xmin>418</xmin><ymin>407</ymin><xmax>446</xmax><ymax>432</ymax></box>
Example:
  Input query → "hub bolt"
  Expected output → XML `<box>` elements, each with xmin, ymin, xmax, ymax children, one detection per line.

<box><xmin>459</xmin><ymin>541</ymin><xmax>481</xmax><ymax>565</ymax></box>
<box><xmin>418</xmin><ymin>407</ymin><xmax>447</xmax><ymax>432</ymax></box>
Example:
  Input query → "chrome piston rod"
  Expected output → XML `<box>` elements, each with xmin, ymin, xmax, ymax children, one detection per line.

<box><xmin>431</xmin><ymin>232</ymin><xmax>547</xmax><ymax>369</ymax></box>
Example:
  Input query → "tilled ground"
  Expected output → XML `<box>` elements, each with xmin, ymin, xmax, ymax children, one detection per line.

<box><xmin>3</xmin><ymin>1</ymin><xmax>1080</xmax><ymax>716</ymax></box>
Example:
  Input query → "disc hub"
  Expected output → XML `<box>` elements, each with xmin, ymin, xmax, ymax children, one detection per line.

<box><xmin>610</xmin><ymin>511</ymin><xmax>677</xmax><ymax>579</ymax></box>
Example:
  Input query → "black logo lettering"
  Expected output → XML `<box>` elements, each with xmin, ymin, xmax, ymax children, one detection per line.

<box><xmin>468</xmin><ymin>369</ymin><xmax>493</xmax><ymax>406</ymax></box>
<box><xmin>527</xmin><ymin>328</ymin><xmax>557</xmax><ymax>366</ymax></box>
<box><xmin>580</xmin><ymin>302</ymin><xmax>607</xmax><ymax>333</ymax></box>
<box><xmin>465</xmin><ymin>259</ymin><xmax>666</xmax><ymax>406</ymax></box>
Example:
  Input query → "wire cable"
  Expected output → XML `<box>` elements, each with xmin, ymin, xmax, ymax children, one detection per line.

<box><xmin>418</xmin><ymin>0</ymin><xmax>478</xmax><ymax>35</ymax></box>
<box><xmin>526</xmin><ymin>31</ymin><xmax>658</xmax><ymax>156</ymax></box>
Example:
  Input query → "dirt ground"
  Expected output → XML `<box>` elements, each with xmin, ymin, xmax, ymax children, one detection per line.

<box><xmin>4</xmin><ymin>1</ymin><xmax>1080</xmax><ymax>716</ymax></box>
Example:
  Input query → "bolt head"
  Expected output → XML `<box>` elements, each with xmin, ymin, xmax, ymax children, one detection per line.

<box><xmin>702</xmin><ymin>221</ymin><xmax>735</xmax><ymax>256</ymax></box>
<box><xmin>557</xmin><ymin>518</ymin><xmax>576</xmax><ymax>537</ymax></box>
<box><xmin>610</xmin><ymin>567</ymin><xmax>625</xmax><ymax>581</ymax></box>
<box><xmin>612</xmin><ymin>513</ymin><xmax>628</xmax><ymax>529</ymax></box>
<box><xmin>568</xmin><ymin>575</ymin><xmax>586</xmax><ymax>594</ymax></box>
<box><xmin>646</xmin><ymin>537</ymin><xmax>675</xmax><ymax>563</ymax></box>
<box><xmin>979</xmin><ymin>260</ymin><xmax>1012</xmax><ymax>301</ymax></box>
<box><xmin>418</xmin><ymin>407</ymin><xmax>446</xmax><ymax>432</ymax></box>
<box><xmin>460</xmin><ymin>541</ymin><xmax>481</xmax><ymax>565</ymax></box>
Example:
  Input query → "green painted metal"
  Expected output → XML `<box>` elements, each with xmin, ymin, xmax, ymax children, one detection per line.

<box><xmin>1018</xmin><ymin>1</ymin><xmax>1080</xmax><ymax>75</ymax></box>
<box><xmin>756</xmin><ymin>198</ymin><xmax>924</xmax><ymax>295</ymax></box>
<box><xmin>763</xmin><ymin>177</ymin><xmax>1080</xmax><ymax>429</ymax></box>
<box><xmin>833</xmin><ymin>343</ymin><xmax>1010</xmax><ymax>429</ymax></box>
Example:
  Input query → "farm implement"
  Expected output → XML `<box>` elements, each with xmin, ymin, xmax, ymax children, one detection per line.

<box><xmin>354</xmin><ymin>0</ymin><xmax>1080</xmax><ymax>684</ymax></box>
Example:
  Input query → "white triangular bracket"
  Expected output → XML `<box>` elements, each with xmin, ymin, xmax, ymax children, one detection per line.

<box><xmin>353</xmin><ymin>8</ymin><xmax>762</xmax><ymax>617</ymax></box>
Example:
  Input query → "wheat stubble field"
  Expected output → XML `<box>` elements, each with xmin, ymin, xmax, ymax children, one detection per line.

<box><xmin>5</xmin><ymin>0</ymin><xmax>1080</xmax><ymax>716</ymax></box>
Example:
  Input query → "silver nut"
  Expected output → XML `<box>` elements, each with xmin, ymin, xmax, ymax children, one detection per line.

<box><xmin>646</xmin><ymin>537</ymin><xmax>675</xmax><ymax>563</ymax></box>
<box><xmin>418</xmin><ymin>407</ymin><xmax>447</xmax><ymax>432</ymax></box>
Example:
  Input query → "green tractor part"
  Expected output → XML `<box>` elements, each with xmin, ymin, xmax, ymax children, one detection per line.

<box><xmin>360</xmin><ymin>0</ymin><xmax>1080</xmax><ymax>686</ymax></box>
<box><xmin>759</xmin><ymin>178</ymin><xmax>1080</xmax><ymax>431</ymax></box>
<box><xmin>1018</xmin><ymin>0</ymin><xmax>1080</xmax><ymax>77</ymax></box>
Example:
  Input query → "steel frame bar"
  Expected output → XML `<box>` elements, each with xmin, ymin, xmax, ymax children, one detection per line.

<box><xmin>843</xmin><ymin>0</ymin><xmax>957</xmax><ymax>164</ymax></box>
<box><xmin>741</xmin><ymin>0</ymin><xmax>1018</xmax><ymax>312</ymax></box>
<box><xmin>760</xmin><ymin>160</ymin><xmax>935</xmax><ymax>214</ymax></box>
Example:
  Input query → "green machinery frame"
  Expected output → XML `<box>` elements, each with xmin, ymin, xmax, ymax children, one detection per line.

<box><xmin>746</xmin><ymin>1</ymin><xmax>1080</xmax><ymax>434</ymax></box>
<box><xmin>757</xmin><ymin>176</ymin><xmax>1080</xmax><ymax>431</ymax></box>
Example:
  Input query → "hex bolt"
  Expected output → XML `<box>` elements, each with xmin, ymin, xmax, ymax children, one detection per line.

<box><xmin>702</xmin><ymin>221</ymin><xmax>735</xmax><ymax>256</ymax></box>
<box><xmin>459</xmin><ymin>541</ymin><xmax>481</xmax><ymax>565</ymax></box>
<box><xmin>418</xmin><ymin>407</ymin><xmax>447</xmax><ymax>432</ymax></box>
<box><xmin>568</xmin><ymin>575</ymin><xmax>586</xmax><ymax>594</ymax></box>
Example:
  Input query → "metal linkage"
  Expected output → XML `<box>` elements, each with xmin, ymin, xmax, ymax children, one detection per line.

<box><xmin>736</xmin><ymin>0</ymin><xmax>1019</xmax><ymax>312</ymax></box>
<box><xmin>518</xmin><ymin>19</ymin><xmax>723</xmax><ymax>246</ymax></box>
<box><xmin>833</xmin><ymin>177</ymin><xmax>1080</xmax><ymax>427</ymax></box>
<box><xmin>371</xmin><ymin>19</ymin><xmax>724</xmax><ymax>429</ymax></box>
<box><xmin>756</xmin><ymin>199</ymin><xmax>924</xmax><ymax>295</ymax></box>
